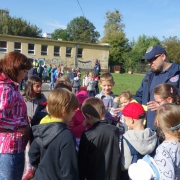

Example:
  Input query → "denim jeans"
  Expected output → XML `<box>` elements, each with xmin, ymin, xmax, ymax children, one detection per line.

<box><xmin>0</xmin><ymin>153</ymin><xmax>24</xmax><ymax>180</ymax></box>
<box><xmin>50</xmin><ymin>76</ymin><xmax>54</xmax><ymax>90</ymax></box>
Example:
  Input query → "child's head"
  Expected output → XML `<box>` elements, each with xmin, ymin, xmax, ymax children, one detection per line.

<box><xmin>82</xmin><ymin>97</ymin><xmax>106</xmax><ymax>125</ymax></box>
<box><xmin>76</xmin><ymin>90</ymin><xmax>88</xmax><ymax>108</ymax></box>
<box><xmin>47</xmin><ymin>88</ymin><xmax>78</xmax><ymax>122</ymax></box>
<box><xmin>55</xmin><ymin>76</ymin><xmax>72</xmax><ymax>91</ymax></box>
<box><xmin>99</xmin><ymin>72</ymin><xmax>114</xmax><ymax>95</ymax></box>
<box><xmin>154</xmin><ymin>83</ymin><xmax>180</xmax><ymax>105</ymax></box>
<box><xmin>119</xmin><ymin>91</ymin><xmax>133</xmax><ymax>108</ymax></box>
<box><xmin>24</xmin><ymin>76</ymin><xmax>42</xmax><ymax>100</ymax></box>
<box><xmin>155</xmin><ymin>103</ymin><xmax>180</xmax><ymax>143</ymax></box>
<box><xmin>122</xmin><ymin>102</ymin><xmax>146</xmax><ymax>130</ymax></box>
<box><xmin>77</xmin><ymin>72</ymin><xmax>81</xmax><ymax>77</ymax></box>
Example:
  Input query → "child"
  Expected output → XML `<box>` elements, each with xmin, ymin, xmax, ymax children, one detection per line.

<box><xmin>78</xmin><ymin>97</ymin><xmax>121</xmax><ymax>180</ymax></box>
<box><xmin>95</xmin><ymin>72</ymin><xmax>119</xmax><ymax>124</ymax></box>
<box><xmin>29</xmin><ymin>88</ymin><xmax>79</xmax><ymax>180</ymax></box>
<box><xmin>82</xmin><ymin>70</ymin><xmax>89</xmax><ymax>88</ymax></box>
<box><xmin>128</xmin><ymin>103</ymin><xmax>180</xmax><ymax>180</ymax></box>
<box><xmin>72</xmin><ymin>72</ymin><xmax>82</xmax><ymax>94</ymax></box>
<box><xmin>22</xmin><ymin>76</ymin><xmax>47</xmax><ymax>180</ymax></box>
<box><xmin>70</xmin><ymin>90</ymin><xmax>90</xmax><ymax>148</ymax></box>
<box><xmin>121</xmin><ymin>102</ymin><xmax>158</xmax><ymax>179</ymax></box>
<box><xmin>87</xmin><ymin>72</ymin><xmax>96</xmax><ymax>97</ymax></box>
<box><xmin>42</xmin><ymin>65</ymin><xmax>48</xmax><ymax>82</ymax></box>
<box><xmin>92</xmin><ymin>71</ymin><xmax>100</xmax><ymax>95</ymax></box>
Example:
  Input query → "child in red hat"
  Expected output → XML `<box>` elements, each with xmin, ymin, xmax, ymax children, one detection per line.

<box><xmin>121</xmin><ymin>102</ymin><xmax>158</xmax><ymax>179</ymax></box>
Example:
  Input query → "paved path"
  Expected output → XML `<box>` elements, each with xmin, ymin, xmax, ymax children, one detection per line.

<box><xmin>41</xmin><ymin>82</ymin><xmax>50</xmax><ymax>99</ymax></box>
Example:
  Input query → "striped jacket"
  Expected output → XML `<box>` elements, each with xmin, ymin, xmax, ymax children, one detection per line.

<box><xmin>0</xmin><ymin>73</ymin><xmax>29</xmax><ymax>154</ymax></box>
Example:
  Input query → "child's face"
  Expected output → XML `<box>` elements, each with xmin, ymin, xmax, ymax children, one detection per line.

<box><xmin>33</xmin><ymin>82</ymin><xmax>42</xmax><ymax>94</ymax></box>
<box><xmin>100</xmin><ymin>81</ymin><xmax>114</xmax><ymax>95</ymax></box>
<box><xmin>120</xmin><ymin>97</ymin><xmax>131</xmax><ymax>108</ymax></box>
<box><xmin>154</xmin><ymin>94</ymin><xmax>172</xmax><ymax>105</ymax></box>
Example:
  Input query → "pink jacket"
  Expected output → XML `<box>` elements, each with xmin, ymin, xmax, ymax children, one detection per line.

<box><xmin>70</xmin><ymin>109</ymin><xmax>90</xmax><ymax>138</ymax></box>
<box><xmin>0</xmin><ymin>73</ymin><xmax>29</xmax><ymax>154</ymax></box>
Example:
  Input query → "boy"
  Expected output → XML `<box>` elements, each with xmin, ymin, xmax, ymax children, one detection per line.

<box><xmin>78</xmin><ymin>97</ymin><xmax>121</xmax><ymax>180</ymax></box>
<box><xmin>29</xmin><ymin>88</ymin><xmax>79</xmax><ymax>180</ymax></box>
<box><xmin>72</xmin><ymin>72</ymin><xmax>82</xmax><ymax>94</ymax></box>
<box><xmin>121</xmin><ymin>102</ymin><xmax>158</xmax><ymax>178</ymax></box>
<box><xmin>95</xmin><ymin>72</ymin><xmax>119</xmax><ymax>124</ymax></box>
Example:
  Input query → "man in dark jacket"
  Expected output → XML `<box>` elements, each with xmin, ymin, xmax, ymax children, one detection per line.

<box><xmin>78</xmin><ymin>97</ymin><xmax>121</xmax><ymax>180</ymax></box>
<box><xmin>93</xmin><ymin>58</ymin><xmax>101</xmax><ymax>75</ymax></box>
<box><xmin>134</xmin><ymin>45</ymin><xmax>180</xmax><ymax>130</ymax></box>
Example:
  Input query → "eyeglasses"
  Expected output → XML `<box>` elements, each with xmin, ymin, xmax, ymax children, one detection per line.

<box><xmin>147</xmin><ymin>54</ymin><xmax>161</xmax><ymax>63</ymax></box>
<box><xmin>155</xmin><ymin>99</ymin><xmax>165</xmax><ymax>105</ymax></box>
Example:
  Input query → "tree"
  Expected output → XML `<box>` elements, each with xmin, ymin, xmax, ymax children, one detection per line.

<box><xmin>123</xmin><ymin>35</ymin><xmax>161</xmax><ymax>72</ymax></box>
<box><xmin>162</xmin><ymin>36</ymin><xmax>180</xmax><ymax>64</ymax></box>
<box><xmin>51</xmin><ymin>28</ymin><xmax>70</xmax><ymax>41</ymax></box>
<box><xmin>0</xmin><ymin>8</ymin><xmax>42</xmax><ymax>37</ymax></box>
<box><xmin>101</xmin><ymin>10</ymin><xmax>130</xmax><ymax>65</ymax></box>
<box><xmin>66</xmin><ymin>16</ymin><xmax>100</xmax><ymax>43</ymax></box>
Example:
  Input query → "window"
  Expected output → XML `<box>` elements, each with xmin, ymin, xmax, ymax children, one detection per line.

<box><xmin>66</xmin><ymin>47</ymin><xmax>72</xmax><ymax>57</ymax></box>
<box><xmin>77</xmin><ymin>48</ymin><xmax>83</xmax><ymax>58</ymax></box>
<box><xmin>54</xmin><ymin>46</ymin><xmax>60</xmax><ymax>56</ymax></box>
<box><xmin>28</xmin><ymin>43</ymin><xmax>35</xmax><ymax>54</ymax></box>
<box><xmin>0</xmin><ymin>41</ymin><xmax>7</xmax><ymax>53</ymax></box>
<box><xmin>41</xmin><ymin>45</ymin><xmax>48</xmax><ymax>55</ymax></box>
<box><xmin>14</xmin><ymin>42</ymin><xmax>21</xmax><ymax>52</ymax></box>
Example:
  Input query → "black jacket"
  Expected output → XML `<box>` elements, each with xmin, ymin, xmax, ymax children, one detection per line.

<box><xmin>78</xmin><ymin>120</ymin><xmax>121</xmax><ymax>180</ymax></box>
<box><xmin>29</xmin><ymin>121</ymin><xmax>79</xmax><ymax>180</ymax></box>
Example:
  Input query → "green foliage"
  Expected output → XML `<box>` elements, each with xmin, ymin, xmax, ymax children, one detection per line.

<box><xmin>162</xmin><ymin>36</ymin><xmax>180</xmax><ymax>64</ymax></box>
<box><xmin>51</xmin><ymin>29</ymin><xmax>70</xmax><ymax>41</ymax></box>
<box><xmin>101</xmin><ymin>10</ymin><xmax>130</xmax><ymax>65</ymax></box>
<box><xmin>123</xmin><ymin>35</ymin><xmax>161</xmax><ymax>72</ymax></box>
<box><xmin>0</xmin><ymin>9</ymin><xmax>42</xmax><ymax>37</ymax></box>
<box><xmin>66</xmin><ymin>16</ymin><xmax>100</xmax><ymax>43</ymax></box>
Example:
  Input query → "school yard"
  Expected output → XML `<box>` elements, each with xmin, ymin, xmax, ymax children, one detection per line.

<box><xmin>41</xmin><ymin>72</ymin><xmax>145</xmax><ymax>98</ymax></box>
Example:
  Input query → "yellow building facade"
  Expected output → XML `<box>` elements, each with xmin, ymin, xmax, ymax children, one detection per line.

<box><xmin>0</xmin><ymin>34</ymin><xmax>110</xmax><ymax>70</ymax></box>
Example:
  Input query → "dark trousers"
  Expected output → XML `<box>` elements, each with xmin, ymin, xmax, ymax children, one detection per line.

<box><xmin>88</xmin><ymin>90</ymin><xmax>95</xmax><ymax>97</ymax></box>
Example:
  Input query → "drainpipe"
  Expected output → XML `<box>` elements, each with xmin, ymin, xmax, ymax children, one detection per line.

<box><xmin>74</xmin><ymin>43</ymin><xmax>79</xmax><ymax>68</ymax></box>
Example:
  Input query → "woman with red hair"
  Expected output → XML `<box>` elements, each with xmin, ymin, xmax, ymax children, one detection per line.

<box><xmin>0</xmin><ymin>51</ymin><xmax>32</xmax><ymax>180</ymax></box>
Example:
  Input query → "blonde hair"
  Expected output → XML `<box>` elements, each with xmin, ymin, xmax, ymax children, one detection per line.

<box><xmin>154</xmin><ymin>83</ymin><xmax>180</xmax><ymax>105</ymax></box>
<box><xmin>155</xmin><ymin>103</ymin><xmax>180</xmax><ymax>143</ymax></box>
<box><xmin>82</xmin><ymin>97</ymin><xmax>106</xmax><ymax>119</ymax></box>
<box><xmin>100</xmin><ymin>72</ymin><xmax>114</xmax><ymax>83</ymax></box>
<box><xmin>119</xmin><ymin>91</ymin><xmax>133</xmax><ymax>102</ymax></box>
<box><xmin>47</xmin><ymin>88</ymin><xmax>78</xmax><ymax>118</ymax></box>
<box><xmin>55</xmin><ymin>75</ymin><xmax>72</xmax><ymax>91</ymax></box>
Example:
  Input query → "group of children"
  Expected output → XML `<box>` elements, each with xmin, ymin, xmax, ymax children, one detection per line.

<box><xmin>21</xmin><ymin>71</ymin><xmax>180</xmax><ymax>180</ymax></box>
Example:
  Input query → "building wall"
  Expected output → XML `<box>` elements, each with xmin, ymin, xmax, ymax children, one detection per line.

<box><xmin>0</xmin><ymin>34</ymin><xmax>110</xmax><ymax>70</ymax></box>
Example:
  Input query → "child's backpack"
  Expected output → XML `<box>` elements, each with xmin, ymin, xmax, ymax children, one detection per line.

<box><xmin>121</xmin><ymin>136</ymin><xmax>159</xmax><ymax>180</ymax></box>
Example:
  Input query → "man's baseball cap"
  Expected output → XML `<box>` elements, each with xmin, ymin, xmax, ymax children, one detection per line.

<box><xmin>142</xmin><ymin>45</ymin><xmax>166</xmax><ymax>60</ymax></box>
<box><xmin>122</xmin><ymin>102</ymin><xmax>146</xmax><ymax>120</ymax></box>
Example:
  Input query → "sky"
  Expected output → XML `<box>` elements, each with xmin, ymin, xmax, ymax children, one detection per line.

<box><xmin>1</xmin><ymin>0</ymin><xmax>180</xmax><ymax>42</ymax></box>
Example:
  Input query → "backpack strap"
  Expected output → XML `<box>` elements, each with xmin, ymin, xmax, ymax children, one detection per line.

<box><xmin>123</xmin><ymin>136</ymin><xmax>143</xmax><ymax>164</ymax></box>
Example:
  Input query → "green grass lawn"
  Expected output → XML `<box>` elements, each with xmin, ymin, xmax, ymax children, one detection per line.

<box><xmin>111</xmin><ymin>73</ymin><xmax>144</xmax><ymax>96</ymax></box>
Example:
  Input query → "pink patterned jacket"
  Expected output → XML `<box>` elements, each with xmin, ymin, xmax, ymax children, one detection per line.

<box><xmin>0</xmin><ymin>73</ymin><xmax>29</xmax><ymax>154</ymax></box>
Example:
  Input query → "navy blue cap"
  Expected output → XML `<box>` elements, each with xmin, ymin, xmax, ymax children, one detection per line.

<box><xmin>142</xmin><ymin>45</ymin><xmax>166</xmax><ymax>60</ymax></box>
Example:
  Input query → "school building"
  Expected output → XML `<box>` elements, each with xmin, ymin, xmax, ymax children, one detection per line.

<box><xmin>0</xmin><ymin>34</ymin><xmax>110</xmax><ymax>71</ymax></box>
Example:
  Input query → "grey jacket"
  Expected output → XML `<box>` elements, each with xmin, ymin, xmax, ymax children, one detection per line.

<box><xmin>121</xmin><ymin>128</ymin><xmax>157</xmax><ymax>170</ymax></box>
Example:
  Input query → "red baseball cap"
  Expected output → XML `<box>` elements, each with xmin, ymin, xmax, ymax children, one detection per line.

<box><xmin>122</xmin><ymin>102</ymin><xmax>146</xmax><ymax>120</ymax></box>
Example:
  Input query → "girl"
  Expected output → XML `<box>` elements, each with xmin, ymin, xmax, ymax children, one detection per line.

<box><xmin>129</xmin><ymin>103</ymin><xmax>180</xmax><ymax>180</ymax></box>
<box><xmin>150</xmin><ymin>83</ymin><xmax>180</xmax><ymax>142</ymax></box>
<box><xmin>83</xmin><ymin>70</ymin><xmax>89</xmax><ymax>88</ymax></box>
<box><xmin>22</xmin><ymin>76</ymin><xmax>47</xmax><ymax>180</ymax></box>
<box><xmin>87</xmin><ymin>72</ymin><xmax>96</xmax><ymax>97</ymax></box>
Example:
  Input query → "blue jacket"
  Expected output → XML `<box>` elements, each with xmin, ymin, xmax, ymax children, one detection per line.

<box><xmin>134</xmin><ymin>62</ymin><xmax>180</xmax><ymax>129</ymax></box>
<box><xmin>93</xmin><ymin>62</ymin><xmax>101</xmax><ymax>75</ymax></box>
<box><xmin>135</xmin><ymin>62</ymin><xmax>180</xmax><ymax>106</ymax></box>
